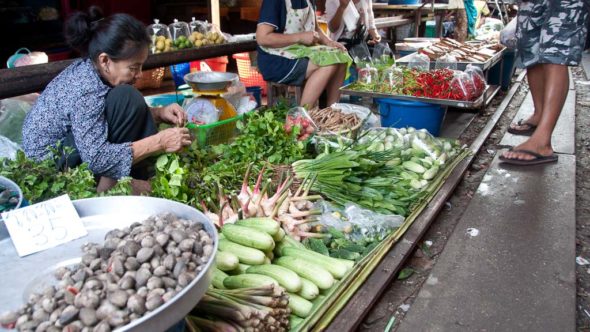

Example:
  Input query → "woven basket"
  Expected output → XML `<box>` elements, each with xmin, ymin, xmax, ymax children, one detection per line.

<box><xmin>134</xmin><ymin>67</ymin><xmax>165</xmax><ymax>90</ymax></box>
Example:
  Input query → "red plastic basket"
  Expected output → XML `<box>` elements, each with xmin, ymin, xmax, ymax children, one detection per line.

<box><xmin>232</xmin><ymin>52</ymin><xmax>267</xmax><ymax>96</ymax></box>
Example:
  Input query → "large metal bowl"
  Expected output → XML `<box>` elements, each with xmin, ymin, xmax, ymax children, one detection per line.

<box><xmin>0</xmin><ymin>196</ymin><xmax>218</xmax><ymax>332</ymax></box>
<box><xmin>0</xmin><ymin>176</ymin><xmax>23</xmax><ymax>215</ymax></box>
<box><xmin>184</xmin><ymin>71</ymin><xmax>238</xmax><ymax>91</ymax></box>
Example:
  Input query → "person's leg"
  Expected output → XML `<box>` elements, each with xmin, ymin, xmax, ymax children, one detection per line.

<box><xmin>503</xmin><ymin>64</ymin><xmax>568</xmax><ymax>161</ymax></box>
<box><xmin>300</xmin><ymin>62</ymin><xmax>338</xmax><ymax>107</ymax></box>
<box><xmin>502</xmin><ymin>0</ymin><xmax>587</xmax><ymax>162</ymax></box>
<box><xmin>509</xmin><ymin>64</ymin><xmax>545</xmax><ymax>131</ymax></box>
<box><xmin>325</xmin><ymin>63</ymin><xmax>347</xmax><ymax>105</ymax></box>
<box><xmin>104</xmin><ymin>85</ymin><xmax>158</xmax><ymax>180</ymax></box>
<box><xmin>453</xmin><ymin>9</ymin><xmax>468</xmax><ymax>42</ymax></box>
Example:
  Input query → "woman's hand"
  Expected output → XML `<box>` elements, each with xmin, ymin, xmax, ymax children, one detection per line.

<box><xmin>368</xmin><ymin>29</ymin><xmax>382</xmax><ymax>45</ymax></box>
<box><xmin>157</xmin><ymin>127</ymin><xmax>192</xmax><ymax>152</ymax></box>
<box><xmin>326</xmin><ymin>40</ymin><xmax>347</xmax><ymax>52</ymax></box>
<box><xmin>155</xmin><ymin>103</ymin><xmax>187</xmax><ymax>127</ymax></box>
<box><xmin>299</xmin><ymin>31</ymin><xmax>320</xmax><ymax>45</ymax></box>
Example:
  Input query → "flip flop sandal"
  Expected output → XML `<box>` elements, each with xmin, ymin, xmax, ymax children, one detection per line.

<box><xmin>507</xmin><ymin>119</ymin><xmax>537</xmax><ymax>136</ymax></box>
<box><xmin>499</xmin><ymin>149</ymin><xmax>558</xmax><ymax>166</ymax></box>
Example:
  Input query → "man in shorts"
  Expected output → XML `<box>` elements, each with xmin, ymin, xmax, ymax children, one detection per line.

<box><xmin>500</xmin><ymin>0</ymin><xmax>589</xmax><ymax>165</ymax></box>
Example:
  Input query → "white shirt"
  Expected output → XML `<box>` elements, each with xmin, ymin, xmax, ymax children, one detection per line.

<box><xmin>325</xmin><ymin>0</ymin><xmax>376</xmax><ymax>41</ymax></box>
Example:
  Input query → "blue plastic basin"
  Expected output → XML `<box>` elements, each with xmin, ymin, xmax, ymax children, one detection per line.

<box><xmin>376</xmin><ymin>98</ymin><xmax>446</xmax><ymax>136</ymax></box>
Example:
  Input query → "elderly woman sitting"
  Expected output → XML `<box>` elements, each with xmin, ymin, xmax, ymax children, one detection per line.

<box><xmin>256</xmin><ymin>0</ymin><xmax>352</xmax><ymax>107</ymax></box>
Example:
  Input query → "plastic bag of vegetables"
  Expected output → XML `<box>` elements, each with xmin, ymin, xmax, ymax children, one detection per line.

<box><xmin>284</xmin><ymin>107</ymin><xmax>318</xmax><ymax>141</ymax></box>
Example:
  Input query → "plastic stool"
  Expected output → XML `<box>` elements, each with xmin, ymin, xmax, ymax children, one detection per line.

<box><xmin>266</xmin><ymin>82</ymin><xmax>302</xmax><ymax>106</ymax></box>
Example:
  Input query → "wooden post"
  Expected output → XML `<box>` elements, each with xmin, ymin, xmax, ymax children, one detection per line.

<box><xmin>210</xmin><ymin>0</ymin><xmax>221</xmax><ymax>28</ymax></box>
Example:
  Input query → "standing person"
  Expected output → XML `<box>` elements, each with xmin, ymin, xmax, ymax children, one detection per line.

<box><xmin>22</xmin><ymin>7</ymin><xmax>192</xmax><ymax>193</ymax></box>
<box><xmin>256</xmin><ymin>0</ymin><xmax>350</xmax><ymax>107</ymax></box>
<box><xmin>325</xmin><ymin>0</ymin><xmax>381</xmax><ymax>50</ymax></box>
<box><xmin>500</xmin><ymin>0</ymin><xmax>589</xmax><ymax>165</ymax></box>
<box><xmin>448</xmin><ymin>0</ymin><xmax>468</xmax><ymax>42</ymax></box>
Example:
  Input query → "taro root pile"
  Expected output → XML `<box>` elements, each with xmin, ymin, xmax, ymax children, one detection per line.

<box><xmin>308</xmin><ymin>107</ymin><xmax>361</xmax><ymax>135</ymax></box>
<box><xmin>0</xmin><ymin>213</ymin><xmax>214</xmax><ymax>331</ymax></box>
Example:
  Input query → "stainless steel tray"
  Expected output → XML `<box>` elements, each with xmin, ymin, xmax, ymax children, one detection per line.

<box><xmin>184</xmin><ymin>71</ymin><xmax>239</xmax><ymax>91</ymax></box>
<box><xmin>340</xmin><ymin>84</ymin><xmax>489</xmax><ymax>109</ymax></box>
<box><xmin>396</xmin><ymin>48</ymin><xmax>505</xmax><ymax>71</ymax></box>
<box><xmin>0</xmin><ymin>196</ymin><xmax>218</xmax><ymax>332</ymax></box>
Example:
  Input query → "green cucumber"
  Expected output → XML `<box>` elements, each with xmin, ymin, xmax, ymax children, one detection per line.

<box><xmin>212</xmin><ymin>269</ymin><xmax>228</xmax><ymax>289</ymax></box>
<box><xmin>281</xmin><ymin>247</ymin><xmax>354</xmax><ymax>279</ymax></box>
<box><xmin>297</xmin><ymin>278</ymin><xmax>319</xmax><ymax>300</ymax></box>
<box><xmin>228</xmin><ymin>263</ymin><xmax>251</xmax><ymax>275</ymax></box>
<box><xmin>287</xmin><ymin>292</ymin><xmax>313</xmax><ymax>318</ymax></box>
<box><xmin>403</xmin><ymin>161</ymin><xmax>426</xmax><ymax>174</ymax></box>
<box><xmin>218</xmin><ymin>239</ymin><xmax>266</xmax><ymax>265</ymax></box>
<box><xmin>246</xmin><ymin>264</ymin><xmax>302</xmax><ymax>292</ymax></box>
<box><xmin>274</xmin><ymin>256</ymin><xmax>334</xmax><ymax>290</ymax></box>
<box><xmin>222</xmin><ymin>224</ymin><xmax>275</xmax><ymax>251</ymax></box>
<box><xmin>235</xmin><ymin>217</ymin><xmax>280</xmax><ymax>236</ymax></box>
<box><xmin>223</xmin><ymin>274</ymin><xmax>279</xmax><ymax>289</ymax></box>
<box><xmin>215</xmin><ymin>251</ymin><xmax>239</xmax><ymax>271</ymax></box>
<box><xmin>273</xmin><ymin>227</ymin><xmax>286</xmax><ymax>242</ymax></box>
<box><xmin>289</xmin><ymin>315</ymin><xmax>304</xmax><ymax>330</ymax></box>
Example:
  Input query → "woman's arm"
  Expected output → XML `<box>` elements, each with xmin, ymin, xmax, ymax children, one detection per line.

<box><xmin>316</xmin><ymin>16</ymin><xmax>347</xmax><ymax>51</ymax></box>
<box><xmin>327</xmin><ymin>0</ymin><xmax>349</xmax><ymax>32</ymax></box>
<box><xmin>131</xmin><ymin>127</ymin><xmax>191</xmax><ymax>163</ymax></box>
<box><xmin>257</xmin><ymin>24</ymin><xmax>318</xmax><ymax>48</ymax></box>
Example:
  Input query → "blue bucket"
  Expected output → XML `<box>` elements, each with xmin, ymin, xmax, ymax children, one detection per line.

<box><xmin>246</xmin><ymin>86</ymin><xmax>262</xmax><ymax>107</ymax></box>
<box><xmin>376</xmin><ymin>98</ymin><xmax>446</xmax><ymax>136</ymax></box>
<box><xmin>145</xmin><ymin>93</ymin><xmax>185</xmax><ymax>107</ymax></box>
<box><xmin>170</xmin><ymin>62</ymin><xmax>191</xmax><ymax>87</ymax></box>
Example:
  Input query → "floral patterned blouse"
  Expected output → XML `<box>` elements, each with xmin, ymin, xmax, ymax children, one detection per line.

<box><xmin>22</xmin><ymin>58</ymin><xmax>133</xmax><ymax>179</ymax></box>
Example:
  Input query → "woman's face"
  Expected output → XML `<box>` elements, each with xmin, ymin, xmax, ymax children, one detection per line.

<box><xmin>97</xmin><ymin>46</ymin><xmax>149</xmax><ymax>86</ymax></box>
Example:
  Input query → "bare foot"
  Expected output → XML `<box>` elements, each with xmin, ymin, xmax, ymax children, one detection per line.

<box><xmin>502</xmin><ymin>140</ymin><xmax>554</xmax><ymax>161</ymax></box>
<box><xmin>509</xmin><ymin>115</ymin><xmax>540</xmax><ymax>131</ymax></box>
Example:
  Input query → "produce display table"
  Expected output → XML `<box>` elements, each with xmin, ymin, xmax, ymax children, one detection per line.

<box><xmin>0</xmin><ymin>40</ymin><xmax>257</xmax><ymax>99</ymax></box>
<box><xmin>372</xmin><ymin>3</ymin><xmax>449</xmax><ymax>38</ymax></box>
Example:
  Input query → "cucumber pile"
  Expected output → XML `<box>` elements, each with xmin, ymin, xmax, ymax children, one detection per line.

<box><xmin>212</xmin><ymin>217</ymin><xmax>355</xmax><ymax>322</ymax></box>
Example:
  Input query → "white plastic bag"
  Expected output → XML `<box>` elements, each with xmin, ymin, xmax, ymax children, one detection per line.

<box><xmin>500</xmin><ymin>18</ymin><xmax>517</xmax><ymax>49</ymax></box>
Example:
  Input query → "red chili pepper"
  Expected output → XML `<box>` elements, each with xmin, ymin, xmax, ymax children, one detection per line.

<box><xmin>67</xmin><ymin>286</ymin><xmax>79</xmax><ymax>295</ymax></box>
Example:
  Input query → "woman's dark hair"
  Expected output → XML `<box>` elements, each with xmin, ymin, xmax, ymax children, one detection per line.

<box><xmin>65</xmin><ymin>6</ymin><xmax>151</xmax><ymax>61</ymax></box>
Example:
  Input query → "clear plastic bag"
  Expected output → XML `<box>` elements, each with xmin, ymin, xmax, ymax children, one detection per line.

<box><xmin>184</xmin><ymin>98</ymin><xmax>220</xmax><ymax>125</ymax></box>
<box><xmin>314</xmin><ymin>201</ymin><xmax>404</xmax><ymax>242</ymax></box>
<box><xmin>285</xmin><ymin>107</ymin><xmax>318</xmax><ymax>141</ymax></box>
<box><xmin>380</xmin><ymin>65</ymin><xmax>403</xmax><ymax>87</ymax></box>
<box><xmin>189</xmin><ymin>17</ymin><xmax>208</xmax><ymax>34</ymax></box>
<box><xmin>349</xmin><ymin>43</ymin><xmax>372</xmax><ymax>68</ymax></box>
<box><xmin>372</xmin><ymin>42</ymin><xmax>395</xmax><ymax>68</ymax></box>
<box><xmin>434</xmin><ymin>53</ymin><xmax>458</xmax><ymax>70</ymax></box>
<box><xmin>407</xmin><ymin>53</ymin><xmax>431</xmax><ymax>72</ymax></box>
<box><xmin>450</xmin><ymin>71</ymin><xmax>477</xmax><ymax>101</ymax></box>
<box><xmin>168</xmin><ymin>19</ymin><xmax>192</xmax><ymax>50</ymax></box>
<box><xmin>147</xmin><ymin>19</ymin><xmax>172</xmax><ymax>54</ymax></box>
<box><xmin>358</xmin><ymin>66</ymin><xmax>379</xmax><ymax>85</ymax></box>
<box><xmin>0</xmin><ymin>135</ymin><xmax>21</xmax><ymax>160</ymax></box>
<box><xmin>464</xmin><ymin>64</ymin><xmax>486</xmax><ymax>97</ymax></box>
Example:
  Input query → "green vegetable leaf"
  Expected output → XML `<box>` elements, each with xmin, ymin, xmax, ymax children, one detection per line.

<box><xmin>397</xmin><ymin>267</ymin><xmax>415</xmax><ymax>280</ymax></box>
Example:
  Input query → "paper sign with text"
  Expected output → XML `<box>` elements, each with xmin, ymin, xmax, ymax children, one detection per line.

<box><xmin>1</xmin><ymin>195</ymin><xmax>87</xmax><ymax>257</ymax></box>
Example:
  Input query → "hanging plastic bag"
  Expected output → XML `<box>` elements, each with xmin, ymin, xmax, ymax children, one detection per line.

<box><xmin>349</xmin><ymin>43</ymin><xmax>372</xmax><ymax>68</ymax></box>
<box><xmin>434</xmin><ymin>53</ymin><xmax>458</xmax><ymax>71</ymax></box>
<box><xmin>450</xmin><ymin>71</ymin><xmax>477</xmax><ymax>101</ymax></box>
<box><xmin>407</xmin><ymin>53</ymin><xmax>430</xmax><ymax>72</ymax></box>
<box><xmin>285</xmin><ymin>107</ymin><xmax>318</xmax><ymax>141</ymax></box>
<box><xmin>464</xmin><ymin>64</ymin><xmax>486</xmax><ymax>97</ymax></box>
<box><xmin>372</xmin><ymin>42</ymin><xmax>394</xmax><ymax>68</ymax></box>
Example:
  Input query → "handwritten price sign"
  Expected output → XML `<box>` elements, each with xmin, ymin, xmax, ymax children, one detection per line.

<box><xmin>1</xmin><ymin>195</ymin><xmax>87</xmax><ymax>257</ymax></box>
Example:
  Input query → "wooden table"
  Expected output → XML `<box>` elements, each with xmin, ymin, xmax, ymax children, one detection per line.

<box><xmin>372</xmin><ymin>3</ymin><xmax>449</xmax><ymax>38</ymax></box>
<box><xmin>0</xmin><ymin>40</ymin><xmax>258</xmax><ymax>99</ymax></box>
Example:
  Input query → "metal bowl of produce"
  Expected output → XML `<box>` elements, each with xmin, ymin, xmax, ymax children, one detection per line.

<box><xmin>184</xmin><ymin>71</ymin><xmax>238</xmax><ymax>91</ymax></box>
<box><xmin>0</xmin><ymin>196</ymin><xmax>218</xmax><ymax>332</ymax></box>
<box><xmin>0</xmin><ymin>175</ymin><xmax>23</xmax><ymax>214</ymax></box>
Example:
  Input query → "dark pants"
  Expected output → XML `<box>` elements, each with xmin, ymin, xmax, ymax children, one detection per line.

<box><xmin>57</xmin><ymin>85</ymin><xmax>157</xmax><ymax>180</ymax></box>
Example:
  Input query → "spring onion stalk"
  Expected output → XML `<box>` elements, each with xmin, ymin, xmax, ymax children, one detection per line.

<box><xmin>188</xmin><ymin>285</ymin><xmax>291</xmax><ymax>332</ymax></box>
